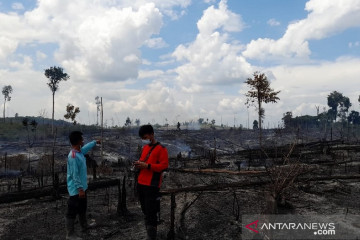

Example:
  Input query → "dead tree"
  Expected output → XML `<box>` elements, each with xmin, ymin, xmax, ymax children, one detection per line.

<box><xmin>0</xmin><ymin>178</ymin><xmax>119</xmax><ymax>204</ymax></box>
<box><xmin>178</xmin><ymin>193</ymin><xmax>202</xmax><ymax>237</ymax></box>
<box><xmin>117</xmin><ymin>176</ymin><xmax>129</xmax><ymax>216</ymax></box>
<box><xmin>264</xmin><ymin>143</ymin><xmax>305</xmax><ymax>212</ymax></box>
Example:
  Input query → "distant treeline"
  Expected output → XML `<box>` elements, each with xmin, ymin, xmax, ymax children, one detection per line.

<box><xmin>282</xmin><ymin>111</ymin><xmax>360</xmax><ymax>129</ymax></box>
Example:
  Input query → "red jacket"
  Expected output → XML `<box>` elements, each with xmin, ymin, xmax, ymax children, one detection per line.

<box><xmin>137</xmin><ymin>143</ymin><xmax>169</xmax><ymax>188</ymax></box>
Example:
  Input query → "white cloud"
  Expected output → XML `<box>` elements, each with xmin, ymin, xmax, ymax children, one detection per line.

<box><xmin>162</xmin><ymin>9</ymin><xmax>188</xmax><ymax>20</ymax></box>
<box><xmin>218</xmin><ymin>97</ymin><xmax>243</xmax><ymax>112</ymax></box>
<box><xmin>119</xmin><ymin>0</ymin><xmax>191</xmax><ymax>10</ymax></box>
<box><xmin>113</xmin><ymin>0</ymin><xmax>191</xmax><ymax>19</ymax></box>
<box><xmin>197</xmin><ymin>0</ymin><xmax>244</xmax><ymax>35</ymax></box>
<box><xmin>9</xmin><ymin>56</ymin><xmax>33</xmax><ymax>70</ymax></box>
<box><xmin>144</xmin><ymin>37</ymin><xmax>168</xmax><ymax>49</ymax></box>
<box><xmin>348</xmin><ymin>41</ymin><xmax>360</xmax><ymax>48</ymax></box>
<box><xmin>0</xmin><ymin>36</ymin><xmax>18</xmax><ymax>61</ymax></box>
<box><xmin>36</xmin><ymin>51</ymin><xmax>47</xmax><ymax>61</ymax></box>
<box><xmin>108</xmin><ymin>81</ymin><xmax>179</xmax><ymax>117</ymax></box>
<box><xmin>267</xmin><ymin>18</ymin><xmax>280</xmax><ymax>26</ymax></box>
<box><xmin>243</xmin><ymin>0</ymin><xmax>360</xmax><ymax>61</ymax></box>
<box><xmin>138</xmin><ymin>70</ymin><xmax>164</xmax><ymax>79</ymax></box>
<box><xmin>172</xmin><ymin>0</ymin><xmax>252</xmax><ymax>89</ymax></box>
<box><xmin>0</xmin><ymin>1</ymin><xmax>173</xmax><ymax>82</ymax></box>
<box><xmin>12</xmin><ymin>3</ymin><xmax>24</xmax><ymax>10</ymax></box>
<box><xmin>51</xmin><ymin>2</ymin><xmax>163</xmax><ymax>82</ymax></box>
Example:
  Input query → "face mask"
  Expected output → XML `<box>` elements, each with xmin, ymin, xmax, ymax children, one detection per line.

<box><xmin>142</xmin><ymin>139</ymin><xmax>151</xmax><ymax>144</ymax></box>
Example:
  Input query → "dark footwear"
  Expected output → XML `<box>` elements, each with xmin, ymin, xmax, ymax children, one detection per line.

<box><xmin>65</xmin><ymin>217</ymin><xmax>83</xmax><ymax>240</ymax></box>
<box><xmin>146</xmin><ymin>225</ymin><xmax>157</xmax><ymax>240</ymax></box>
<box><xmin>79</xmin><ymin>214</ymin><xmax>96</xmax><ymax>232</ymax></box>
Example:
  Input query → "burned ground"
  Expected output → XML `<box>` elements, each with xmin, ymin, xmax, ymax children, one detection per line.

<box><xmin>0</xmin><ymin>127</ymin><xmax>360</xmax><ymax>239</ymax></box>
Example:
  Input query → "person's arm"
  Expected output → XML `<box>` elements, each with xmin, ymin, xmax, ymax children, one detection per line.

<box><xmin>148</xmin><ymin>147</ymin><xmax>169</xmax><ymax>172</ymax></box>
<box><xmin>81</xmin><ymin>140</ymin><xmax>99</xmax><ymax>154</ymax></box>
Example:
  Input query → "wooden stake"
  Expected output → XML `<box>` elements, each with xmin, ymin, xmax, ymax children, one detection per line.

<box><xmin>167</xmin><ymin>193</ymin><xmax>176</xmax><ymax>240</ymax></box>
<box><xmin>101</xmin><ymin>97</ymin><xmax>104</xmax><ymax>163</ymax></box>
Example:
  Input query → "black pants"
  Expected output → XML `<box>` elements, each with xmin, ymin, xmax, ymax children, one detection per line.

<box><xmin>66</xmin><ymin>194</ymin><xmax>87</xmax><ymax>219</ymax></box>
<box><xmin>137</xmin><ymin>184</ymin><xmax>160</xmax><ymax>226</ymax></box>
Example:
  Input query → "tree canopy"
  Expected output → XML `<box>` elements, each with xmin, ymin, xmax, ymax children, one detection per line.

<box><xmin>245</xmin><ymin>72</ymin><xmax>280</xmax><ymax>146</ymax></box>
<box><xmin>44</xmin><ymin>66</ymin><xmax>70</xmax><ymax>93</ymax></box>
<box><xmin>64</xmin><ymin>104</ymin><xmax>80</xmax><ymax>125</ymax></box>
<box><xmin>327</xmin><ymin>91</ymin><xmax>351</xmax><ymax>122</ymax></box>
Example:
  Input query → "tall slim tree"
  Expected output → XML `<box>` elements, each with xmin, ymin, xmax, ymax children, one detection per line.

<box><xmin>95</xmin><ymin>96</ymin><xmax>101</xmax><ymax>126</ymax></box>
<box><xmin>245</xmin><ymin>72</ymin><xmax>280</xmax><ymax>147</ymax></box>
<box><xmin>2</xmin><ymin>85</ymin><xmax>13</xmax><ymax>122</ymax></box>
<box><xmin>44</xmin><ymin>66</ymin><xmax>70</xmax><ymax>135</ymax></box>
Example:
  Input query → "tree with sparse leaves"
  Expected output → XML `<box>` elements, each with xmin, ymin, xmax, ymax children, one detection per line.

<box><xmin>2</xmin><ymin>85</ymin><xmax>12</xmax><ymax>122</ymax></box>
<box><xmin>253</xmin><ymin>120</ymin><xmax>259</xmax><ymax>130</ymax></box>
<box><xmin>23</xmin><ymin>118</ymin><xmax>38</xmax><ymax>147</ymax></box>
<box><xmin>64</xmin><ymin>104</ymin><xmax>80</xmax><ymax>125</ymax></box>
<box><xmin>125</xmin><ymin>117</ymin><xmax>132</xmax><ymax>127</ymax></box>
<box><xmin>135</xmin><ymin>119</ymin><xmax>141</xmax><ymax>127</ymax></box>
<box><xmin>327</xmin><ymin>91</ymin><xmax>351</xmax><ymax>122</ymax></box>
<box><xmin>348</xmin><ymin>111</ymin><xmax>360</xmax><ymax>125</ymax></box>
<box><xmin>245</xmin><ymin>72</ymin><xmax>280</xmax><ymax>146</ymax></box>
<box><xmin>282</xmin><ymin>112</ymin><xmax>293</xmax><ymax>129</ymax></box>
<box><xmin>44</xmin><ymin>66</ymin><xmax>70</xmax><ymax>135</ymax></box>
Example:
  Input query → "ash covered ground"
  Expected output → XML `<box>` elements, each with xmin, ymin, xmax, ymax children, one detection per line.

<box><xmin>1</xmin><ymin>127</ymin><xmax>360</xmax><ymax>239</ymax></box>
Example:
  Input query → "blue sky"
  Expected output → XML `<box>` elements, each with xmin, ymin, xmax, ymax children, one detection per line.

<box><xmin>0</xmin><ymin>0</ymin><xmax>360</xmax><ymax>127</ymax></box>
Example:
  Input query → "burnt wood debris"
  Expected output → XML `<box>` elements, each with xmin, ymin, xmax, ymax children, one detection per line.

<box><xmin>1</xmin><ymin>126</ymin><xmax>360</xmax><ymax>239</ymax></box>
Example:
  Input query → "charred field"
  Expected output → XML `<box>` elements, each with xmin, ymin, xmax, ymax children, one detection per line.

<box><xmin>1</xmin><ymin>126</ymin><xmax>360</xmax><ymax>239</ymax></box>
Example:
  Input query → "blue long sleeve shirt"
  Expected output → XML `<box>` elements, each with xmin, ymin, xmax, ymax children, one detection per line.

<box><xmin>67</xmin><ymin>140</ymin><xmax>96</xmax><ymax>196</ymax></box>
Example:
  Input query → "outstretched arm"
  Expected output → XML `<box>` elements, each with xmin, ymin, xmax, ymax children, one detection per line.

<box><xmin>81</xmin><ymin>140</ymin><xmax>100</xmax><ymax>154</ymax></box>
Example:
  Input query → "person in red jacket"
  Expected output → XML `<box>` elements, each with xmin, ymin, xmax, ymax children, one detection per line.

<box><xmin>134</xmin><ymin>124</ymin><xmax>169</xmax><ymax>240</ymax></box>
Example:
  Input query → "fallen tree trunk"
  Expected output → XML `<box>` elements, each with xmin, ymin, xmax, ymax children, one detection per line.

<box><xmin>0</xmin><ymin>178</ymin><xmax>119</xmax><ymax>204</ymax></box>
<box><xmin>161</xmin><ymin>174</ymin><xmax>360</xmax><ymax>195</ymax></box>
<box><xmin>172</xmin><ymin>168</ymin><xmax>266</xmax><ymax>175</ymax></box>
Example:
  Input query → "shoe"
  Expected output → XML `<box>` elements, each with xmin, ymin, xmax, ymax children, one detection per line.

<box><xmin>79</xmin><ymin>214</ymin><xmax>96</xmax><ymax>232</ymax></box>
<box><xmin>65</xmin><ymin>217</ymin><xmax>83</xmax><ymax>240</ymax></box>
<box><xmin>146</xmin><ymin>225</ymin><xmax>157</xmax><ymax>240</ymax></box>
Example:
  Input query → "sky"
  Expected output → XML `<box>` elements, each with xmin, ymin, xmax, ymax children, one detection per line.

<box><xmin>0</xmin><ymin>0</ymin><xmax>360</xmax><ymax>128</ymax></box>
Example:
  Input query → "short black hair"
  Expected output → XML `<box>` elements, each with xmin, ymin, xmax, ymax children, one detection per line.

<box><xmin>139</xmin><ymin>124</ymin><xmax>154</xmax><ymax>138</ymax></box>
<box><xmin>69</xmin><ymin>131</ymin><xmax>83</xmax><ymax>145</ymax></box>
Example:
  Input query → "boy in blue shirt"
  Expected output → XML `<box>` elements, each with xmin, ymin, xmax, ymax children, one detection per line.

<box><xmin>65</xmin><ymin>131</ymin><xmax>100</xmax><ymax>240</ymax></box>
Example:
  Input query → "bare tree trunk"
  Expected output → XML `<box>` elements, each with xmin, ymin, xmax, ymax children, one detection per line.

<box><xmin>3</xmin><ymin>99</ymin><xmax>6</xmax><ymax>123</ymax></box>
<box><xmin>258</xmin><ymin>100</ymin><xmax>262</xmax><ymax>147</ymax></box>
<box><xmin>168</xmin><ymin>193</ymin><xmax>176</xmax><ymax>240</ymax></box>
<box><xmin>101</xmin><ymin>97</ymin><xmax>103</xmax><ymax>162</ymax></box>
<box><xmin>0</xmin><ymin>179</ymin><xmax>119</xmax><ymax>204</ymax></box>
<box><xmin>52</xmin><ymin>128</ymin><xmax>57</xmax><ymax>185</ymax></box>
<box><xmin>4</xmin><ymin>152</ymin><xmax>7</xmax><ymax>173</ymax></box>
<box><xmin>52</xmin><ymin>92</ymin><xmax>55</xmax><ymax>136</ymax></box>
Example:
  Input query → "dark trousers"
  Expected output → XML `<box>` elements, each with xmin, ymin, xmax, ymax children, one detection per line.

<box><xmin>66</xmin><ymin>194</ymin><xmax>87</xmax><ymax>219</ymax></box>
<box><xmin>137</xmin><ymin>184</ymin><xmax>160</xmax><ymax>226</ymax></box>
